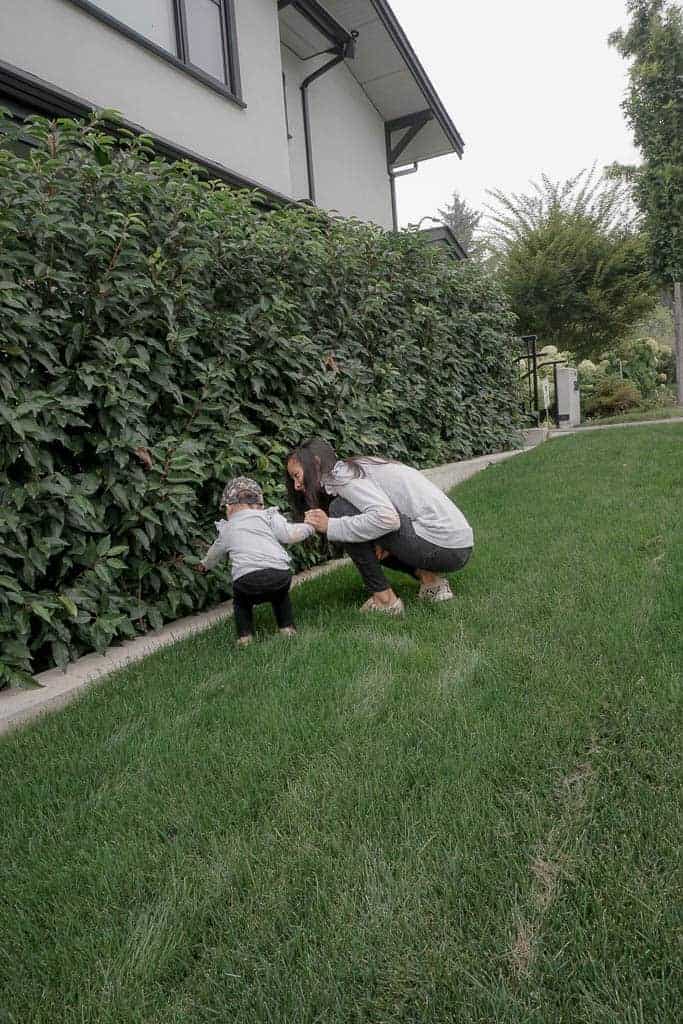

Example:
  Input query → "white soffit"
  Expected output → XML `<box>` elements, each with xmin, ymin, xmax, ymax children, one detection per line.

<box><xmin>322</xmin><ymin>0</ymin><xmax>463</xmax><ymax>163</ymax></box>
<box><xmin>279</xmin><ymin>7</ymin><xmax>335</xmax><ymax>59</ymax></box>
<box><xmin>391</xmin><ymin>118</ymin><xmax>454</xmax><ymax>166</ymax></box>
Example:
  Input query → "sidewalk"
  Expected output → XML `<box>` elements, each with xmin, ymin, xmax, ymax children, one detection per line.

<box><xmin>0</xmin><ymin>441</ymin><xmax>540</xmax><ymax>736</ymax></box>
<box><xmin>550</xmin><ymin>415</ymin><xmax>683</xmax><ymax>436</ymax></box>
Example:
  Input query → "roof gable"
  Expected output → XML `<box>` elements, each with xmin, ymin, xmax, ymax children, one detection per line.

<box><xmin>279</xmin><ymin>0</ymin><xmax>464</xmax><ymax>165</ymax></box>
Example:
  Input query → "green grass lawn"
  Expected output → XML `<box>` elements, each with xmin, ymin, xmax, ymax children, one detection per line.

<box><xmin>1</xmin><ymin>426</ymin><xmax>681</xmax><ymax>1024</ymax></box>
<box><xmin>584</xmin><ymin>403</ymin><xmax>683</xmax><ymax>426</ymax></box>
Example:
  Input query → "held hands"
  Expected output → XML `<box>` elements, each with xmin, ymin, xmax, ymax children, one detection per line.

<box><xmin>304</xmin><ymin>509</ymin><xmax>329</xmax><ymax>534</ymax></box>
<box><xmin>194</xmin><ymin>562</ymin><xmax>208</xmax><ymax>574</ymax></box>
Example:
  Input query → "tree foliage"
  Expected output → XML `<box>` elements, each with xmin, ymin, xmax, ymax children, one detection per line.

<box><xmin>438</xmin><ymin>191</ymin><xmax>482</xmax><ymax>255</ymax></box>
<box><xmin>609</xmin><ymin>0</ymin><xmax>683</xmax><ymax>400</ymax></box>
<box><xmin>486</xmin><ymin>169</ymin><xmax>657</xmax><ymax>360</ymax></box>
<box><xmin>0</xmin><ymin>114</ymin><xmax>520</xmax><ymax>683</ymax></box>
<box><xmin>609</xmin><ymin>0</ymin><xmax>683</xmax><ymax>284</ymax></box>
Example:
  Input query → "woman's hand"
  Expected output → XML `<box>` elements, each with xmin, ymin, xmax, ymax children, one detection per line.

<box><xmin>304</xmin><ymin>509</ymin><xmax>329</xmax><ymax>534</ymax></box>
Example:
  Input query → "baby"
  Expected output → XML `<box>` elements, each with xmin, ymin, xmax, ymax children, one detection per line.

<box><xmin>197</xmin><ymin>476</ymin><xmax>314</xmax><ymax>646</ymax></box>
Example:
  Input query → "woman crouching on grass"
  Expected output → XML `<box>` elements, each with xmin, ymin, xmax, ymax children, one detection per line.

<box><xmin>285</xmin><ymin>439</ymin><xmax>473</xmax><ymax>615</ymax></box>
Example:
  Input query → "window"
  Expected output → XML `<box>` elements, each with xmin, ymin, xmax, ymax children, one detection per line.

<box><xmin>184</xmin><ymin>0</ymin><xmax>227</xmax><ymax>83</ymax></box>
<box><xmin>80</xmin><ymin>0</ymin><xmax>241</xmax><ymax>98</ymax></box>
<box><xmin>90</xmin><ymin>0</ymin><xmax>176</xmax><ymax>51</ymax></box>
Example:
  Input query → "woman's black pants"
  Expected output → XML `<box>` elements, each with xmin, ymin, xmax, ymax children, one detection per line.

<box><xmin>328</xmin><ymin>497</ymin><xmax>472</xmax><ymax>594</ymax></box>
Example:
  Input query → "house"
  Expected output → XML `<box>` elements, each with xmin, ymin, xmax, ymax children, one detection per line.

<box><xmin>0</xmin><ymin>0</ymin><xmax>464</xmax><ymax>232</ymax></box>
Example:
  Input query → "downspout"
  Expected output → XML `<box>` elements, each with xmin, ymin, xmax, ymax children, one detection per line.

<box><xmin>384</xmin><ymin>122</ymin><xmax>420</xmax><ymax>231</ymax></box>
<box><xmin>387</xmin><ymin>163</ymin><xmax>418</xmax><ymax>231</ymax></box>
<box><xmin>301</xmin><ymin>35</ymin><xmax>355</xmax><ymax>203</ymax></box>
<box><xmin>389</xmin><ymin>171</ymin><xmax>398</xmax><ymax>231</ymax></box>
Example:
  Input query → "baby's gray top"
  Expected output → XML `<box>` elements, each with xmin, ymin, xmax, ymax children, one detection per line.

<box><xmin>203</xmin><ymin>508</ymin><xmax>314</xmax><ymax>581</ymax></box>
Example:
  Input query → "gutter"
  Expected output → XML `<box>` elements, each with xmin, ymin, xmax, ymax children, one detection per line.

<box><xmin>278</xmin><ymin>0</ymin><xmax>351</xmax><ymax>50</ymax></box>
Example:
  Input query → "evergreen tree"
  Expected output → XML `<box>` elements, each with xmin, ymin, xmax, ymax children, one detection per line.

<box><xmin>438</xmin><ymin>191</ymin><xmax>482</xmax><ymax>254</ymax></box>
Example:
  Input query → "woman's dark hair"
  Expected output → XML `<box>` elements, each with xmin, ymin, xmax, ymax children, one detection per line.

<box><xmin>285</xmin><ymin>438</ymin><xmax>389</xmax><ymax>518</ymax></box>
<box><xmin>285</xmin><ymin>438</ymin><xmax>338</xmax><ymax>519</ymax></box>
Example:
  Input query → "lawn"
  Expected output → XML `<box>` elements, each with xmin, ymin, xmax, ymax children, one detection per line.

<box><xmin>1</xmin><ymin>425</ymin><xmax>681</xmax><ymax>1024</ymax></box>
<box><xmin>584</xmin><ymin>403</ymin><xmax>683</xmax><ymax>426</ymax></box>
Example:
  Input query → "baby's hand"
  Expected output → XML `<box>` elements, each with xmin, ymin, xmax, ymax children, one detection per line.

<box><xmin>304</xmin><ymin>509</ymin><xmax>329</xmax><ymax>534</ymax></box>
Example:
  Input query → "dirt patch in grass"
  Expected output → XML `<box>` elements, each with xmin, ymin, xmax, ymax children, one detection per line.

<box><xmin>507</xmin><ymin>752</ymin><xmax>599</xmax><ymax>981</ymax></box>
<box><xmin>509</xmin><ymin>917</ymin><xmax>537</xmax><ymax>979</ymax></box>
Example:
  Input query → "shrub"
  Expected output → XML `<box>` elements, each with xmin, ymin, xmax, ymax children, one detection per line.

<box><xmin>578</xmin><ymin>359</ymin><xmax>611</xmax><ymax>404</ymax></box>
<box><xmin>0</xmin><ymin>114</ymin><xmax>521</xmax><ymax>682</ymax></box>
<box><xmin>606</xmin><ymin>336</ymin><xmax>661</xmax><ymax>396</ymax></box>
<box><xmin>584</xmin><ymin>379</ymin><xmax>643</xmax><ymax>417</ymax></box>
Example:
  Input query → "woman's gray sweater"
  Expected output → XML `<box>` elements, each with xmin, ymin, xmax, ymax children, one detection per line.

<box><xmin>323</xmin><ymin>460</ymin><xmax>473</xmax><ymax>550</ymax></box>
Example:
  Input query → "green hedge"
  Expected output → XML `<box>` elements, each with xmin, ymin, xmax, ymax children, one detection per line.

<box><xmin>0</xmin><ymin>114</ymin><xmax>520</xmax><ymax>683</ymax></box>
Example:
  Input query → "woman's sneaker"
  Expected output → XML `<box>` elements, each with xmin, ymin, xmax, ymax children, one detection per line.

<box><xmin>360</xmin><ymin>596</ymin><xmax>405</xmax><ymax>616</ymax></box>
<box><xmin>418</xmin><ymin>579</ymin><xmax>454</xmax><ymax>602</ymax></box>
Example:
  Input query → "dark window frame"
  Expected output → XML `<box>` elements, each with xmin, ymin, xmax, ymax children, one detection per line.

<box><xmin>281</xmin><ymin>72</ymin><xmax>293</xmax><ymax>140</ymax></box>
<box><xmin>65</xmin><ymin>0</ymin><xmax>244</xmax><ymax>107</ymax></box>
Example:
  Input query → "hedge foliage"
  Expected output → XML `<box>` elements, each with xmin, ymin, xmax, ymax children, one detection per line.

<box><xmin>0</xmin><ymin>114</ymin><xmax>520</xmax><ymax>682</ymax></box>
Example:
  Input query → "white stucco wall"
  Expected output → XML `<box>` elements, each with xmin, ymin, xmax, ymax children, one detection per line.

<box><xmin>0</xmin><ymin>0</ymin><xmax>292</xmax><ymax>195</ymax></box>
<box><xmin>281</xmin><ymin>46</ymin><xmax>393</xmax><ymax>229</ymax></box>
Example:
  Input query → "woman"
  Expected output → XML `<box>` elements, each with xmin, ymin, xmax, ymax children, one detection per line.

<box><xmin>285</xmin><ymin>439</ymin><xmax>473</xmax><ymax>615</ymax></box>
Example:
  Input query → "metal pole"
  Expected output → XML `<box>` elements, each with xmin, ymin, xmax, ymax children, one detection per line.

<box><xmin>674</xmin><ymin>281</ymin><xmax>683</xmax><ymax>406</ymax></box>
<box><xmin>532</xmin><ymin>338</ymin><xmax>540</xmax><ymax>418</ymax></box>
<box><xmin>520</xmin><ymin>335</ymin><xmax>538</xmax><ymax>420</ymax></box>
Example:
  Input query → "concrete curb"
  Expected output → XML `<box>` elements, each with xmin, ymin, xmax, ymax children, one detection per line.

<box><xmin>0</xmin><ymin>443</ymin><xmax>539</xmax><ymax>736</ymax></box>
<box><xmin>0</xmin><ymin>558</ymin><xmax>349</xmax><ymax>737</ymax></box>
<box><xmin>422</xmin><ymin>448</ymin><xmax>533</xmax><ymax>491</ymax></box>
<box><xmin>550</xmin><ymin>415</ymin><xmax>683</xmax><ymax>436</ymax></box>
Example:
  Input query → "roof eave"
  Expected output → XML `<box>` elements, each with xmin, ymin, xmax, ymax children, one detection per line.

<box><xmin>278</xmin><ymin>0</ymin><xmax>353</xmax><ymax>51</ymax></box>
<box><xmin>420</xmin><ymin>225</ymin><xmax>468</xmax><ymax>260</ymax></box>
<box><xmin>369</xmin><ymin>0</ymin><xmax>464</xmax><ymax>158</ymax></box>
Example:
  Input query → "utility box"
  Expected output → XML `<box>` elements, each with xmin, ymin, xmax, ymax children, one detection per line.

<box><xmin>556</xmin><ymin>366</ymin><xmax>581</xmax><ymax>427</ymax></box>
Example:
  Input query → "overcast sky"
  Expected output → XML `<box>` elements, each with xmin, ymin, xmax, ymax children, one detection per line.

<box><xmin>390</xmin><ymin>0</ymin><xmax>641</xmax><ymax>229</ymax></box>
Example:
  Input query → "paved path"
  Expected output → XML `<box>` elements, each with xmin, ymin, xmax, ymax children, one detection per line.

<box><xmin>0</xmin><ymin>444</ymin><xmax>539</xmax><ymax>736</ymax></box>
<box><xmin>550</xmin><ymin>415</ymin><xmax>683</xmax><ymax>437</ymax></box>
<box><xmin>422</xmin><ymin>448</ymin><xmax>529</xmax><ymax>490</ymax></box>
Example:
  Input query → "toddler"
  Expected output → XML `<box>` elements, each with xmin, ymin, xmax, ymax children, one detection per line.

<box><xmin>197</xmin><ymin>476</ymin><xmax>314</xmax><ymax>645</ymax></box>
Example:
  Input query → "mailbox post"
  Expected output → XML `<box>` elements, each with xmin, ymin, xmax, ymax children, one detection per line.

<box><xmin>555</xmin><ymin>366</ymin><xmax>581</xmax><ymax>428</ymax></box>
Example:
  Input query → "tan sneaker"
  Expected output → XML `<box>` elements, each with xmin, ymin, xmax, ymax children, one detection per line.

<box><xmin>418</xmin><ymin>579</ymin><xmax>454</xmax><ymax>602</ymax></box>
<box><xmin>359</xmin><ymin>596</ymin><xmax>405</xmax><ymax>616</ymax></box>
